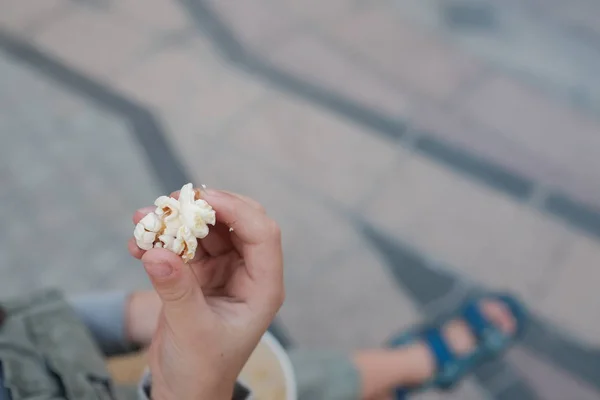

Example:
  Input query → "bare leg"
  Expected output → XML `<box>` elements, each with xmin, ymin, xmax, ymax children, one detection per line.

<box><xmin>125</xmin><ymin>290</ymin><xmax>161</xmax><ymax>346</ymax></box>
<box><xmin>353</xmin><ymin>300</ymin><xmax>516</xmax><ymax>399</ymax></box>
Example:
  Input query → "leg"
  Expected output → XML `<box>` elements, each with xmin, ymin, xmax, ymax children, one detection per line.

<box><xmin>122</xmin><ymin>290</ymin><xmax>162</xmax><ymax>346</ymax></box>
<box><xmin>291</xmin><ymin>299</ymin><xmax>516</xmax><ymax>400</ymax></box>
<box><xmin>69</xmin><ymin>290</ymin><xmax>161</xmax><ymax>356</ymax></box>
<box><xmin>356</xmin><ymin>299</ymin><xmax>516</xmax><ymax>399</ymax></box>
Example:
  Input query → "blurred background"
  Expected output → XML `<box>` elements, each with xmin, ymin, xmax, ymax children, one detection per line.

<box><xmin>1</xmin><ymin>0</ymin><xmax>599</xmax><ymax>398</ymax></box>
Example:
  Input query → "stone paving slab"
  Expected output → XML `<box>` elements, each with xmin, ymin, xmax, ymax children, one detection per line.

<box><xmin>540</xmin><ymin>0</ymin><xmax>600</xmax><ymax>37</ymax></box>
<box><xmin>325</xmin><ymin>6</ymin><xmax>483</xmax><ymax>102</ymax></box>
<box><xmin>32</xmin><ymin>3</ymin><xmax>157</xmax><ymax>80</ymax></box>
<box><xmin>268</xmin><ymin>30</ymin><xmax>411</xmax><ymax>117</ymax></box>
<box><xmin>462</xmin><ymin>75</ymin><xmax>600</xmax><ymax>206</ymax></box>
<box><xmin>0</xmin><ymin>0</ymin><xmax>67</xmax><ymax>35</ymax></box>
<box><xmin>507</xmin><ymin>347</ymin><xmax>600</xmax><ymax>400</ymax></box>
<box><xmin>115</xmin><ymin>0</ymin><xmax>192</xmax><ymax>31</ymax></box>
<box><xmin>113</xmin><ymin>37</ymin><xmax>268</xmax><ymax>140</ymax></box>
<box><xmin>390</xmin><ymin>0</ymin><xmax>600</xmax><ymax>114</ymax></box>
<box><xmin>112</xmin><ymin>39</ymin><xmax>212</xmax><ymax>110</ymax></box>
<box><xmin>271</xmin><ymin>0</ymin><xmax>373</xmax><ymax>25</ymax></box>
<box><xmin>196</xmin><ymin>0</ymin><xmax>600</xmax><ymax>242</ymax></box>
<box><xmin>365</xmin><ymin>153</ymin><xmax>574</xmax><ymax>307</ymax></box>
<box><xmin>389</xmin><ymin>0</ymin><xmax>600</xmax><ymax>211</ymax></box>
<box><xmin>0</xmin><ymin>52</ymin><xmax>159</xmax><ymax>296</ymax></box>
<box><xmin>408</xmin><ymin>101</ymin><xmax>568</xmax><ymax>200</ymax></box>
<box><xmin>225</xmin><ymin>92</ymin><xmax>405</xmax><ymax>210</ymax></box>
<box><xmin>537</xmin><ymin>235</ymin><xmax>600</xmax><ymax>346</ymax></box>
<box><xmin>204</xmin><ymin>0</ymin><xmax>298</xmax><ymax>51</ymax></box>
<box><xmin>281</xmin><ymin>238</ymin><xmax>421</xmax><ymax>351</ymax></box>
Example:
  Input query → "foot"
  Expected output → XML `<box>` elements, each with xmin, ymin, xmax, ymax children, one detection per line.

<box><xmin>403</xmin><ymin>299</ymin><xmax>517</xmax><ymax>386</ymax></box>
<box><xmin>353</xmin><ymin>298</ymin><xmax>521</xmax><ymax>399</ymax></box>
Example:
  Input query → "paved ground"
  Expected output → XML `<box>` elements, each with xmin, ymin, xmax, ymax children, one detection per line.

<box><xmin>1</xmin><ymin>0</ymin><xmax>600</xmax><ymax>399</ymax></box>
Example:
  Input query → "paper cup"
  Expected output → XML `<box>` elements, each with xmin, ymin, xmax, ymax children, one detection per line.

<box><xmin>261</xmin><ymin>331</ymin><xmax>297</xmax><ymax>400</ymax></box>
<box><xmin>239</xmin><ymin>330</ymin><xmax>298</xmax><ymax>400</ymax></box>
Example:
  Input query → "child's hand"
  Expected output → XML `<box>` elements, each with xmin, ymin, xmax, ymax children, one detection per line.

<box><xmin>128</xmin><ymin>190</ymin><xmax>284</xmax><ymax>399</ymax></box>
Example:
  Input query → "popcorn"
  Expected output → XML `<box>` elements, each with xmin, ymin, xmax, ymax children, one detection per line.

<box><xmin>134</xmin><ymin>183</ymin><xmax>216</xmax><ymax>262</ymax></box>
<box><xmin>133</xmin><ymin>213</ymin><xmax>163</xmax><ymax>251</ymax></box>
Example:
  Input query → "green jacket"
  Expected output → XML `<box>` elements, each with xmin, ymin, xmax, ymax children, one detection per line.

<box><xmin>0</xmin><ymin>290</ymin><xmax>252</xmax><ymax>400</ymax></box>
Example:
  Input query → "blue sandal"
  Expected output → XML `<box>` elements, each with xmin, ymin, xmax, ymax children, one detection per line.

<box><xmin>388</xmin><ymin>293</ymin><xmax>527</xmax><ymax>399</ymax></box>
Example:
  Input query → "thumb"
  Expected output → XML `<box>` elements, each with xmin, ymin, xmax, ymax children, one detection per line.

<box><xmin>141</xmin><ymin>248</ymin><xmax>206</xmax><ymax>325</ymax></box>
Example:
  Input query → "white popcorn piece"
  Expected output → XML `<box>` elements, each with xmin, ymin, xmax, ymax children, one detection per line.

<box><xmin>134</xmin><ymin>213</ymin><xmax>164</xmax><ymax>250</ymax></box>
<box><xmin>155</xmin><ymin>196</ymin><xmax>180</xmax><ymax>222</ymax></box>
<box><xmin>133</xmin><ymin>183</ymin><xmax>216</xmax><ymax>262</ymax></box>
<box><xmin>178</xmin><ymin>225</ymin><xmax>198</xmax><ymax>263</ymax></box>
<box><xmin>179</xmin><ymin>183</ymin><xmax>216</xmax><ymax>239</ymax></box>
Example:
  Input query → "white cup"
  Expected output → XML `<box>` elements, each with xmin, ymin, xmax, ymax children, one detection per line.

<box><xmin>260</xmin><ymin>331</ymin><xmax>298</xmax><ymax>400</ymax></box>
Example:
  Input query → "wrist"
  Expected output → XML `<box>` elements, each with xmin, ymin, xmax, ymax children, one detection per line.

<box><xmin>150</xmin><ymin>382</ymin><xmax>234</xmax><ymax>400</ymax></box>
<box><xmin>147</xmin><ymin>368</ymin><xmax>236</xmax><ymax>400</ymax></box>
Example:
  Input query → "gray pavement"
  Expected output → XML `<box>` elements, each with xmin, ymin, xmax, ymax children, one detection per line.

<box><xmin>0</xmin><ymin>51</ymin><xmax>160</xmax><ymax>296</ymax></box>
<box><xmin>1</xmin><ymin>0</ymin><xmax>599</xmax><ymax>398</ymax></box>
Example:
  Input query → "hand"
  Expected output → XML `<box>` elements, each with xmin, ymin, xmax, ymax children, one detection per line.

<box><xmin>128</xmin><ymin>189</ymin><xmax>284</xmax><ymax>400</ymax></box>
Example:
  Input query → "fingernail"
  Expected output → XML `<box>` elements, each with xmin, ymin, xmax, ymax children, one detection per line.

<box><xmin>145</xmin><ymin>262</ymin><xmax>173</xmax><ymax>278</ymax></box>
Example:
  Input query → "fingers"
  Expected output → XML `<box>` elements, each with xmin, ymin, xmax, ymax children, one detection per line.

<box><xmin>199</xmin><ymin>223</ymin><xmax>233</xmax><ymax>256</ymax></box>
<box><xmin>128</xmin><ymin>237</ymin><xmax>145</xmax><ymax>259</ymax></box>
<box><xmin>129</xmin><ymin>206</ymin><xmax>154</xmax><ymax>259</ymax></box>
<box><xmin>141</xmin><ymin>248</ymin><xmax>208</xmax><ymax>327</ymax></box>
<box><xmin>168</xmin><ymin>190</ymin><xmax>247</xmax><ymax>256</ymax></box>
<box><xmin>130</xmin><ymin>189</ymin><xmax>273</xmax><ymax>269</ymax></box>
<box><xmin>243</xmin><ymin>238</ymin><xmax>285</xmax><ymax>310</ymax></box>
<box><xmin>202</xmin><ymin>190</ymin><xmax>277</xmax><ymax>245</ymax></box>
<box><xmin>202</xmin><ymin>190</ymin><xmax>284</xmax><ymax>306</ymax></box>
<box><xmin>199</xmin><ymin>191</ymin><xmax>265</xmax><ymax>256</ymax></box>
<box><xmin>174</xmin><ymin>186</ymin><xmax>264</xmax><ymax>210</ymax></box>
<box><xmin>220</xmin><ymin>191</ymin><xmax>265</xmax><ymax>214</ymax></box>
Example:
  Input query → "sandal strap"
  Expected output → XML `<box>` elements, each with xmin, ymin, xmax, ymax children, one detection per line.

<box><xmin>496</xmin><ymin>294</ymin><xmax>527</xmax><ymax>338</ymax></box>
<box><xmin>463</xmin><ymin>297</ymin><xmax>515</xmax><ymax>352</ymax></box>
<box><xmin>423</xmin><ymin>328</ymin><xmax>455</xmax><ymax>371</ymax></box>
<box><xmin>463</xmin><ymin>302</ymin><xmax>493</xmax><ymax>341</ymax></box>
